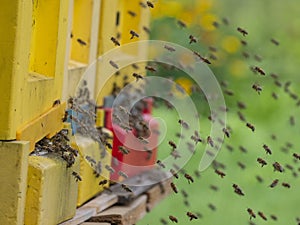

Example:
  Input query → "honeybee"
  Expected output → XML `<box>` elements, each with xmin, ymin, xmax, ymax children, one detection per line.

<box><xmin>209</xmin><ymin>185</ymin><xmax>219</xmax><ymax>192</ymax></box>
<box><xmin>110</xmin><ymin>37</ymin><xmax>120</xmax><ymax>46</ymax></box>
<box><xmin>170</xmin><ymin>169</ymin><xmax>179</xmax><ymax>179</ymax></box>
<box><xmin>77</xmin><ymin>38</ymin><xmax>87</xmax><ymax>46</ymax></box>
<box><xmin>130</xmin><ymin>30</ymin><xmax>139</xmax><ymax>39</ymax></box>
<box><xmin>215</xmin><ymin>169</ymin><xmax>226</xmax><ymax>178</ymax></box>
<box><xmin>293</xmin><ymin>153</ymin><xmax>300</xmax><ymax>160</ymax></box>
<box><xmin>164</xmin><ymin>45</ymin><xmax>176</xmax><ymax>52</ymax></box>
<box><xmin>239</xmin><ymin>146</ymin><xmax>247</xmax><ymax>153</ymax></box>
<box><xmin>253</xmin><ymin>66</ymin><xmax>265</xmax><ymax>75</ymax></box>
<box><xmin>169</xmin><ymin>215</ymin><xmax>178</xmax><ymax>223</ymax></box>
<box><xmin>237</xmin><ymin>111</ymin><xmax>246</xmax><ymax>122</ymax></box>
<box><xmin>222</xmin><ymin>128</ymin><xmax>230</xmax><ymax>138</ymax></box>
<box><xmin>143</xmin><ymin>26</ymin><xmax>151</xmax><ymax>34</ymax></box>
<box><xmin>94</xmin><ymin>161</ymin><xmax>102</xmax><ymax>178</ymax></box>
<box><xmin>118</xmin><ymin>171</ymin><xmax>128</xmax><ymax>179</ymax></box>
<box><xmin>145</xmin><ymin>65</ymin><xmax>157</xmax><ymax>72</ymax></box>
<box><xmin>226</xmin><ymin>144</ymin><xmax>234</xmax><ymax>152</ymax></box>
<box><xmin>156</xmin><ymin>160</ymin><xmax>166</xmax><ymax>169</ymax></box>
<box><xmin>263</xmin><ymin>144</ymin><xmax>272</xmax><ymax>155</ymax></box>
<box><xmin>257</xmin><ymin>158</ymin><xmax>267</xmax><ymax>167</ymax></box>
<box><xmin>208</xmin><ymin>203</ymin><xmax>216</xmax><ymax>211</ymax></box>
<box><xmin>271</xmin><ymin>38</ymin><xmax>280</xmax><ymax>46</ymax></box>
<box><xmin>246</xmin><ymin>122</ymin><xmax>255</xmax><ymax>132</ymax></box>
<box><xmin>181</xmin><ymin>189</ymin><xmax>188</xmax><ymax>198</ymax></box>
<box><xmin>256</xmin><ymin>175</ymin><xmax>264</xmax><ymax>183</ymax></box>
<box><xmin>258</xmin><ymin>211</ymin><xmax>267</xmax><ymax>221</ymax></box>
<box><xmin>247</xmin><ymin>208</ymin><xmax>256</xmax><ymax>220</ymax></box>
<box><xmin>224</xmin><ymin>89</ymin><xmax>234</xmax><ymax>96</ymax></box>
<box><xmin>207</xmin><ymin>136</ymin><xmax>214</xmax><ymax>147</ymax></box>
<box><xmin>222</xmin><ymin>17</ymin><xmax>229</xmax><ymax>25</ymax></box>
<box><xmin>170</xmin><ymin>182</ymin><xmax>178</xmax><ymax>194</ymax></box>
<box><xmin>252</xmin><ymin>84</ymin><xmax>262</xmax><ymax>94</ymax></box>
<box><xmin>269</xmin><ymin>179</ymin><xmax>279</xmax><ymax>188</ymax></box>
<box><xmin>132</xmin><ymin>73</ymin><xmax>143</xmax><ymax>82</ymax></box>
<box><xmin>270</xmin><ymin>214</ymin><xmax>278</xmax><ymax>221</ymax></box>
<box><xmin>282</xmin><ymin>182</ymin><xmax>291</xmax><ymax>188</ymax></box>
<box><xmin>186</xmin><ymin>212</ymin><xmax>198</xmax><ymax>221</ymax></box>
<box><xmin>105</xmin><ymin>164</ymin><xmax>115</xmax><ymax>174</ymax></box>
<box><xmin>177</xmin><ymin>20</ymin><xmax>187</xmax><ymax>28</ymax></box>
<box><xmin>191</xmin><ymin>131</ymin><xmax>202</xmax><ymax>144</ymax></box>
<box><xmin>109</xmin><ymin>60</ymin><xmax>119</xmax><ymax>69</ymax></box>
<box><xmin>237</xmin><ymin>27</ymin><xmax>248</xmax><ymax>36</ymax></box>
<box><xmin>254</xmin><ymin>55</ymin><xmax>262</xmax><ymax>62</ymax></box>
<box><xmin>168</xmin><ymin>140</ymin><xmax>177</xmax><ymax>149</ymax></box>
<box><xmin>233</xmin><ymin>184</ymin><xmax>245</xmax><ymax>196</ymax></box>
<box><xmin>184</xmin><ymin>173</ymin><xmax>194</xmax><ymax>184</ymax></box>
<box><xmin>52</xmin><ymin>99</ymin><xmax>61</xmax><ymax>107</ymax></box>
<box><xmin>99</xmin><ymin>179</ymin><xmax>108</xmax><ymax>186</ymax></box>
<box><xmin>200</xmin><ymin>56</ymin><xmax>211</xmax><ymax>65</ymax></box>
<box><xmin>237</xmin><ymin>101</ymin><xmax>246</xmax><ymax>110</ymax></box>
<box><xmin>72</xmin><ymin>171</ymin><xmax>82</xmax><ymax>182</ymax></box>
<box><xmin>212</xmin><ymin>21</ymin><xmax>219</xmax><ymax>28</ymax></box>
<box><xmin>121</xmin><ymin>184</ymin><xmax>133</xmax><ymax>193</ymax></box>
<box><xmin>189</xmin><ymin>35</ymin><xmax>197</xmax><ymax>44</ymax></box>
<box><xmin>171</xmin><ymin>150</ymin><xmax>181</xmax><ymax>160</ymax></box>
<box><xmin>237</xmin><ymin>161</ymin><xmax>246</xmax><ymax>170</ymax></box>
<box><xmin>240</xmin><ymin>40</ymin><xmax>247</xmax><ymax>46</ymax></box>
<box><xmin>272</xmin><ymin>92</ymin><xmax>278</xmax><ymax>100</ymax></box>
<box><xmin>273</xmin><ymin>162</ymin><xmax>284</xmax><ymax>172</ymax></box>
<box><xmin>178</xmin><ymin>119</ymin><xmax>189</xmax><ymax>129</ymax></box>
<box><xmin>146</xmin><ymin>1</ymin><xmax>154</xmax><ymax>8</ymax></box>
<box><xmin>127</xmin><ymin>10</ymin><xmax>136</xmax><ymax>17</ymax></box>
<box><xmin>118</xmin><ymin>146</ymin><xmax>130</xmax><ymax>155</ymax></box>
<box><xmin>242</xmin><ymin>51</ymin><xmax>250</xmax><ymax>58</ymax></box>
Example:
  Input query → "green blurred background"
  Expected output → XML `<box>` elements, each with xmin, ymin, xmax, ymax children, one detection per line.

<box><xmin>138</xmin><ymin>0</ymin><xmax>300</xmax><ymax>224</ymax></box>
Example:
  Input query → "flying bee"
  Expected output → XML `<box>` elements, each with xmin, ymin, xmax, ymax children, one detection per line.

<box><xmin>191</xmin><ymin>131</ymin><xmax>202</xmax><ymax>144</ymax></box>
<box><xmin>118</xmin><ymin>146</ymin><xmax>130</xmax><ymax>155</ymax></box>
<box><xmin>242</xmin><ymin>51</ymin><xmax>250</xmax><ymax>58</ymax></box>
<box><xmin>212</xmin><ymin>21</ymin><xmax>220</xmax><ymax>28</ymax></box>
<box><xmin>178</xmin><ymin>119</ymin><xmax>189</xmax><ymax>129</ymax></box>
<box><xmin>290</xmin><ymin>116</ymin><xmax>295</xmax><ymax>126</ymax></box>
<box><xmin>254</xmin><ymin>66</ymin><xmax>265</xmax><ymax>75</ymax></box>
<box><xmin>170</xmin><ymin>169</ymin><xmax>179</xmax><ymax>179</ymax></box>
<box><xmin>177</xmin><ymin>20</ymin><xmax>187</xmax><ymax>28</ymax></box>
<box><xmin>184</xmin><ymin>173</ymin><xmax>194</xmax><ymax>184</ymax></box>
<box><xmin>293</xmin><ymin>153</ymin><xmax>300</xmax><ymax>160</ymax></box>
<box><xmin>233</xmin><ymin>184</ymin><xmax>245</xmax><ymax>196</ymax></box>
<box><xmin>109</xmin><ymin>60</ymin><xmax>119</xmax><ymax>69</ymax></box>
<box><xmin>269</xmin><ymin>179</ymin><xmax>279</xmax><ymax>188</ymax></box>
<box><xmin>257</xmin><ymin>158</ymin><xmax>267</xmax><ymax>167</ymax></box>
<box><xmin>239</xmin><ymin>146</ymin><xmax>247</xmax><ymax>153</ymax></box>
<box><xmin>143</xmin><ymin>26</ymin><xmax>151</xmax><ymax>34</ymax></box>
<box><xmin>169</xmin><ymin>215</ymin><xmax>178</xmax><ymax>223</ymax></box>
<box><xmin>208</xmin><ymin>203</ymin><xmax>216</xmax><ymax>211</ymax></box>
<box><xmin>170</xmin><ymin>182</ymin><xmax>178</xmax><ymax>194</ymax></box>
<box><xmin>247</xmin><ymin>208</ymin><xmax>256</xmax><ymax>220</ymax></box>
<box><xmin>99</xmin><ymin>179</ymin><xmax>108</xmax><ymax>186</ymax></box>
<box><xmin>72</xmin><ymin>171</ymin><xmax>82</xmax><ymax>182</ymax></box>
<box><xmin>209</xmin><ymin>185</ymin><xmax>219</xmax><ymax>192</ymax></box>
<box><xmin>168</xmin><ymin>140</ymin><xmax>177</xmax><ymax>149</ymax></box>
<box><xmin>146</xmin><ymin>1</ymin><xmax>154</xmax><ymax>8</ymax></box>
<box><xmin>94</xmin><ymin>161</ymin><xmax>102</xmax><ymax>178</ymax></box>
<box><xmin>118</xmin><ymin>171</ymin><xmax>128</xmax><ymax>179</ymax></box>
<box><xmin>222</xmin><ymin>17</ymin><xmax>229</xmax><ymax>25</ymax></box>
<box><xmin>237</xmin><ymin>161</ymin><xmax>246</xmax><ymax>170</ymax></box>
<box><xmin>258</xmin><ymin>211</ymin><xmax>267</xmax><ymax>221</ymax></box>
<box><xmin>241</xmin><ymin>40</ymin><xmax>247</xmax><ymax>46</ymax></box>
<box><xmin>145</xmin><ymin>65</ymin><xmax>157</xmax><ymax>72</ymax></box>
<box><xmin>224</xmin><ymin>89</ymin><xmax>234</xmax><ymax>96</ymax></box>
<box><xmin>171</xmin><ymin>150</ymin><xmax>181</xmax><ymax>159</ymax></box>
<box><xmin>164</xmin><ymin>45</ymin><xmax>176</xmax><ymax>52</ymax></box>
<box><xmin>252</xmin><ymin>84</ymin><xmax>262</xmax><ymax>94</ymax></box>
<box><xmin>256</xmin><ymin>175</ymin><xmax>264</xmax><ymax>183</ymax></box>
<box><xmin>121</xmin><ymin>184</ymin><xmax>133</xmax><ymax>193</ymax></box>
<box><xmin>156</xmin><ymin>160</ymin><xmax>166</xmax><ymax>169</ymax></box>
<box><xmin>254</xmin><ymin>55</ymin><xmax>262</xmax><ymax>62</ymax></box>
<box><xmin>270</xmin><ymin>214</ymin><xmax>278</xmax><ymax>221</ymax></box>
<box><xmin>130</xmin><ymin>30</ymin><xmax>139</xmax><ymax>39</ymax></box>
<box><xmin>77</xmin><ymin>38</ymin><xmax>87</xmax><ymax>46</ymax></box>
<box><xmin>207</xmin><ymin>136</ymin><xmax>214</xmax><ymax>147</ymax></box>
<box><xmin>222</xmin><ymin>128</ymin><xmax>230</xmax><ymax>138</ymax></box>
<box><xmin>272</xmin><ymin>92</ymin><xmax>278</xmax><ymax>100</ymax></box>
<box><xmin>271</xmin><ymin>38</ymin><xmax>280</xmax><ymax>46</ymax></box>
<box><xmin>273</xmin><ymin>162</ymin><xmax>284</xmax><ymax>172</ymax></box>
<box><xmin>127</xmin><ymin>10</ymin><xmax>136</xmax><ymax>17</ymax></box>
<box><xmin>237</xmin><ymin>101</ymin><xmax>246</xmax><ymax>110</ymax></box>
<box><xmin>110</xmin><ymin>37</ymin><xmax>120</xmax><ymax>46</ymax></box>
<box><xmin>105</xmin><ymin>164</ymin><xmax>115</xmax><ymax>174</ymax></box>
<box><xmin>138</xmin><ymin>136</ymin><xmax>149</xmax><ymax>144</ymax></box>
<box><xmin>132</xmin><ymin>73</ymin><xmax>143</xmax><ymax>82</ymax></box>
<box><xmin>189</xmin><ymin>35</ymin><xmax>197</xmax><ymax>44</ymax></box>
<box><xmin>263</xmin><ymin>144</ymin><xmax>272</xmax><ymax>155</ymax></box>
<box><xmin>186</xmin><ymin>212</ymin><xmax>198</xmax><ymax>221</ymax></box>
<box><xmin>181</xmin><ymin>189</ymin><xmax>188</xmax><ymax>198</ymax></box>
<box><xmin>183</xmin><ymin>199</ymin><xmax>190</xmax><ymax>207</ymax></box>
<box><xmin>282</xmin><ymin>182</ymin><xmax>291</xmax><ymax>188</ymax></box>
<box><xmin>226</xmin><ymin>144</ymin><xmax>234</xmax><ymax>152</ymax></box>
<box><xmin>274</xmin><ymin>80</ymin><xmax>282</xmax><ymax>87</ymax></box>
<box><xmin>237</xmin><ymin>27</ymin><xmax>248</xmax><ymax>36</ymax></box>
<box><xmin>246</xmin><ymin>122</ymin><xmax>255</xmax><ymax>132</ymax></box>
<box><xmin>215</xmin><ymin>169</ymin><xmax>226</xmax><ymax>178</ymax></box>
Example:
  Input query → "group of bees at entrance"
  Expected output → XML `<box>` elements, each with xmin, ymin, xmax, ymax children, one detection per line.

<box><xmin>68</xmin><ymin>0</ymin><xmax>300</xmax><ymax>224</ymax></box>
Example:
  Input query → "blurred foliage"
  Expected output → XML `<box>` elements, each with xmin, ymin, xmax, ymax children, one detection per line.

<box><xmin>138</xmin><ymin>0</ymin><xmax>300</xmax><ymax>225</ymax></box>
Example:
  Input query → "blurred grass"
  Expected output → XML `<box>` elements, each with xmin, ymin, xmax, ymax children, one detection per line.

<box><xmin>137</xmin><ymin>0</ymin><xmax>300</xmax><ymax>224</ymax></box>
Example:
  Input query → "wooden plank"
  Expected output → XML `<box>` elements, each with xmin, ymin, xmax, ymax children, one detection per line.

<box><xmin>60</xmin><ymin>207</ymin><xmax>96</xmax><ymax>225</ymax></box>
<box><xmin>146</xmin><ymin>178</ymin><xmax>172</xmax><ymax>211</ymax></box>
<box><xmin>87</xmin><ymin>195</ymin><xmax>147</xmax><ymax>225</ymax></box>
<box><xmin>109</xmin><ymin>169</ymin><xmax>169</xmax><ymax>204</ymax></box>
<box><xmin>80</xmin><ymin>223</ymin><xmax>110</xmax><ymax>225</ymax></box>
<box><xmin>84</xmin><ymin>193</ymin><xmax>118</xmax><ymax>213</ymax></box>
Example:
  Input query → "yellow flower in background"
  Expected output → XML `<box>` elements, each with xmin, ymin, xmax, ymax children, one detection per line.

<box><xmin>229</xmin><ymin>60</ymin><xmax>248</xmax><ymax>77</ymax></box>
<box><xmin>199</xmin><ymin>13</ymin><xmax>218</xmax><ymax>31</ymax></box>
<box><xmin>195</xmin><ymin>0</ymin><xmax>213</xmax><ymax>14</ymax></box>
<box><xmin>221</xmin><ymin>36</ymin><xmax>240</xmax><ymax>53</ymax></box>
<box><xmin>174</xmin><ymin>77</ymin><xmax>193</xmax><ymax>96</ymax></box>
<box><xmin>151</xmin><ymin>1</ymin><xmax>183</xmax><ymax>19</ymax></box>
